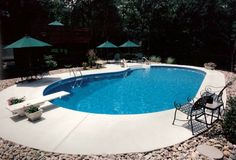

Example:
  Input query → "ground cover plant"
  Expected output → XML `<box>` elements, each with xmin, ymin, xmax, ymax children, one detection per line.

<box><xmin>222</xmin><ymin>96</ymin><xmax>236</xmax><ymax>144</ymax></box>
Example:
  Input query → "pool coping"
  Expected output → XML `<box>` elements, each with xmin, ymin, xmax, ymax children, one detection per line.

<box><xmin>0</xmin><ymin>64</ymin><xmax>226</xmax><ymax>154</ymax></box>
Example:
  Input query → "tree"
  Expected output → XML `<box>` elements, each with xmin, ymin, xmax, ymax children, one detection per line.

<box><xmin>39</xmin><ymin>0</ymin><xmax>76</xmax><ymax>25</ymax></box>
<box><xmin>72</xmin><ymin>0</ymin><xmax>122</xmax><ymax>46</ymax></box>
<box><xmin>2</xmin><ymin>0</ymin><xmax>49</xmax><ymax>43</ymax></box>
<box><xmin>231</xmin><ymin>21</ymin><xmax>236</xmax><ymax>72</ymax></box>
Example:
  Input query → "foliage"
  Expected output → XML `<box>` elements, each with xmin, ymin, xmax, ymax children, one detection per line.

<box><xmin>114</xmin><ymin>53</ymin><xmax>120</xmax><ymax>61</ymax></box>
<box><xmin>71</xmin><ymin>0</ymin><xmax>122</xmax><ymax>43</ymax></box>
<box><xmin>149</xmin><ymin>55</ymin><xmax>161</xmax><ymax>63</ymax></box>
<box><xmin>82</xmin><ymin>62</ymin><xmax>88</xmax><ymax>70</ymax></box>
<box><xmin>231</xmin><ymin>21</ymin><xmax>236</xmax><ymax>41</ymax></box>
<box><xmin>44</xmin><ymin>55</ymin><xmax>58</xmax><ymax>69</ymax></box>
<box><xmin>117</xmin><ymin>0</ymin><xmax>155</xmax><ymax>40</ymax></box>
<box><xmin>87</xmin><ymin>49</ymin><xmax>97</xmax><ymax>67</ymax></box>
<box><xmin>231</xmin><ymin>20</ymin><xmax>236</xmax><ymax>71</ymax></box>
<box><xmin>39</xmin><ymin>0</ymin><xmax>76</xmax><ymax>25</ymax></box>
<box><xmin>2</xmin><ymin>0</ymin><xmax>236</xmax><ymax>69</ymax></box>
<box><xmin>8</xmin><ymin>97</ymin><xmax>25</xmax><ymax>105</ymax></box>
<box><xmin>1</xmin><ymin>0</ymin><xmax>49</xmax><ymax>43</ymax></box>
<box><xmin>166</xmin><ymin>57</ymin><xmax>175</xmax><ymax>64</ymax></box>
<box><xmin>25</xmin><ymin>105</ymin><xmax>39</xmax><ymax>113</ymax></box>
<box><xmin>222</xmin><ymin>97</ymin><xmax>236</xmax><ymax>144</ymax></box>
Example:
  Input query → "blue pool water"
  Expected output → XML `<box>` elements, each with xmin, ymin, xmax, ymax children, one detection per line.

<box><xmin>44</xmin><ymin>66</ymin><xmax>205</xmax><ymax>114</ymax></box>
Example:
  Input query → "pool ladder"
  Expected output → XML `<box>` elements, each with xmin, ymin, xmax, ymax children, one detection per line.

<box><xmin>142</xmin><ymin>57</ymin><xmax>150</xmax><ymax>65</ymax></box>
<box><xmin>70</xmin><ymin>68</ymin><xmax>83</xmax><ymax>88</ymax></box>
<box><xmin>123</xmin><ymin>71</ymin><xmax>128</xmax><ymax>78</ymax></box>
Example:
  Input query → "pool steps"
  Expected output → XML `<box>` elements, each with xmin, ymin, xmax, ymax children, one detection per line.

<box><xmin>70</xmin><ymin>68</ymin><xmax>83</xmax><ymax>88</ymax></box>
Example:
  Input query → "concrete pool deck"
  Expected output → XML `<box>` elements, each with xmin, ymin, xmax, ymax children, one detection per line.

<box><xmin>0</xmin><ymin>64</ymin><xmax>226</xmax><ymax>154</ymax></box>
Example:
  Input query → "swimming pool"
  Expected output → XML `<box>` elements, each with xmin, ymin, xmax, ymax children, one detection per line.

<box><xmin>43</xmin><ymin>66</ymin><xmax>205</xmax><ymax>114</ymax></box>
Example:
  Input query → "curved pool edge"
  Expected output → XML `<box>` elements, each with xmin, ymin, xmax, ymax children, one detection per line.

<box><xmin>0</xmin><ymin>64</ymin><xmax>226</xmax><ymax>154</ymax></box>
<box><xmin>43</xmin><ymin>63</ymin><xmax>207</xmax><ymax>115</ymax></box>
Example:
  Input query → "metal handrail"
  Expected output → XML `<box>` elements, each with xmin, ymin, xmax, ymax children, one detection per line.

<box><xmin>142</xmin><ymin>57</ymin><xmax>150</xmax><ymax>65</ymax></box>
<box><xmin>71</xmin><ymin>67</ymin><xmax>83</xmax><ymax>88</ymax></box>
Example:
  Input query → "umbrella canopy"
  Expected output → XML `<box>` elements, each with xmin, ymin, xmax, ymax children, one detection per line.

<box><xmin>4</xmin><ymin>36</ymin><xmax>52</xmax><ymax>49</ymax></box>
<box><xmin>96</xmin><ymin>41</ymin><xmax>118</xmax><ymax>48</ymax></box>
<box><xmin>48</xmin><ymin>20</ymin><xmax>64</xmax><ymax>26</ymax></box>
<box><xmin>119</xmin><ymin>40</ymin><xmax>140</xmax><ymax>48</ymax></box>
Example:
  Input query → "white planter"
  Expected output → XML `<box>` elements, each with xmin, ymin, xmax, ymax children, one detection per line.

<box><xmin>25</xmin><ymin>109</ymin><xmax>43</xmax><ymax>121</ymax></box>
<box><xmin>204</xmin><ymin>63</ymin><xmax>216</xmax><ymax>70</ymax></box>
<box><xmin>204</xmin><ymin>65</ymin><xmax>215</xmax><ymax>70</ymax></box>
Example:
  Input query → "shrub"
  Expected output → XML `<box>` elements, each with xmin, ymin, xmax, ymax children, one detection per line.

<box><xmin>149</xmin><ymin>55</ymin><xmax>162</xmax><ymax>63</ymax></box>
<box><xmin>155</xmin><ymin>56</ymin><xmax>162</xmax><ymax>63</ymax></box>
<box><xmin>87</xmin><ymin>49</ymin><xmax>97</xmax><ymax>67</ymax></box>
<box><xmin>82</xmin><ymin>62</ymin><xmax>88</xmax><ymax>70</ymax></box>
<box><xmin>114</xmin><ymin>53</ymin><xmax>120</xmax><ymax>61</ymax></box>
<box><xmin>222</xmin><ymin>97</ymin><xmax>236</xmax><ymax>144</ymax></box>
<box><xmin>8</xmin><ymin>97</ymin><xmax>25</xmax><ymax>105</ymax></box>
<box><xmin>25</xmin><ymin>105</ymin><xmax>39</xmax><ymax>113</ymax></box>
<box><xmin>149</xmin><ymin>55</ymin><xmax>157</xmax><ymax>62</ymax></box>
<box><xmin>44</xmin><ymin>55</ymin><xmax>57</xmax><ymax>69</ymax></box>
<box><xmin>166</xmin><ymin>57</ymin><xmax>175</xmax><ymax>64</ymax></box>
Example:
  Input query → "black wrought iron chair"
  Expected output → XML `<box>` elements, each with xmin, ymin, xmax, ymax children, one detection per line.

<box><xmin>200</xmin><ymin>81</ymin><xmax>233</xmax><ymax>113</ymax></box>
<box><xmin>172</xmin><ymin>96</ymin><xmax>208</xmax><ymax>135</ymax></box>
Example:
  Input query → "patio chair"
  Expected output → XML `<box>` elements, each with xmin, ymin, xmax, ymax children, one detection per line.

<box><xmin>172</xmin><ymin>96</ymin><xmax>209</xmax><ymax>135</ymax></box>
<box><xmin>203</xmin><ymin>81</ymin><xmax>232</xmax><ymax>100</ymax></box>
<box><xmin>200</xmin><ymin>80</ymin><xmax>233</xmax><ymax>112</ymax></box>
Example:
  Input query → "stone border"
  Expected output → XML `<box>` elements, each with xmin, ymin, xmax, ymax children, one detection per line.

<box><xmin>0</xmin><ymin>69</ymin><xmax>235</xmax><ymax>159</ymax></box>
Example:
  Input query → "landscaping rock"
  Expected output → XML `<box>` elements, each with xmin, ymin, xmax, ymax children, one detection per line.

<box><xmin>227</xmin><ymin>142</ymin><xmax>234</xmax><ymax>150</ymax></box>
<box><xmin>191</xmin><ymin>151</ymin><xmax>199</xmax><ymax>160</ymax></box>
<box><xmin>223</xmin><ymin>150</ymin><xmax>231</xmax><ymax>158</ymax></box>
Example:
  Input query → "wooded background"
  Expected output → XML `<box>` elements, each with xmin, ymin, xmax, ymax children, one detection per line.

<box><xmin>1</xmin><ymin>0</ymin><xmax>236</xmax><ymax>70</ymax></box>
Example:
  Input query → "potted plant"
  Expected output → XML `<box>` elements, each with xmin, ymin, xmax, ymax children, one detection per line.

<box><xmin>8</xmin><ymin>97</ymin><xmax>25</xmax><ymax>105</ymax></box>
<box><xmin>25</xmin><ymin>105</ymin><xmax>42</xmax><ymax>121</ymax></box>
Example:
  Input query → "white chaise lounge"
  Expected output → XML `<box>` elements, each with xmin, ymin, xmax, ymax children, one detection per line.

<box><xmin>7</xmin><ymin>91</ymin><xmax>70</xmax><ymax>116</ymax></box>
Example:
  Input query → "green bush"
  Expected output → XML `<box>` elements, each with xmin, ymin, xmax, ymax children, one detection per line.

<box><xmin>155</xmin><ymin>56</ymin><xmax>162</xmax><ymax>63</ymax></box>
<box><xmin>44</xmin><ymin>55</ymin><xmax>58</xmax><ymax>69</ymax></box>
<box><xmin>8</xmin><ymin>97</ymin><xmax>25</xmax><ymax>105</ymax></box>
<box><xmin>25</xmin><ymin>105</ymin><xmax>39</xmax><ymax>113</ymax></box>
<box><xmin>166</xmin><ymin>57</ymin><xmax>175</xmax><ymax>64</ymax></box>
<box><xmin>82</xmin><ymin>62</ymin><xmax>88</xmax><ymax>70</ymax></box>
<box><xmin>222</xmin><ymin>97</ymin><xmax>236</xmax><ymax>144</ymax></box>
<box><xmin>149</xmin><ymin>55</ymin><xmax>161</xmax><ymax>63</ymax></box>
<box><xmin>114</xmin><ymin>53</ymin><xmax>120</xmax><ymax>61</ymax></box>
<box><xmin>87</xmin><ymin>49</ymin><xmax>97</xmax><ymax>67</ymax></box>
<box><xmin>149</xmin><ymin>55</ymin><xmax>156</xmax><ymax>62</ymax></box>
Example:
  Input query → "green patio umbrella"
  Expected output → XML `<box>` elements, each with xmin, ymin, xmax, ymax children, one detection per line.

<box><xmin>4</xmin><ymin>36</ymin><xmax>52</xmax><ymax>76</ymax></box>
<box><xmin>48</xmin><ymin>20</ymin><xmax>64</xmax><ymax>26</ymax></box>
<box><xmin>96</xmin><ymin>41</ymin><xmax>118</xmax><ymax>60</ymax></box>
<box><xmin>96</xmin><ymin>41</ymin><xmax>118</xmax><ymax>48</ymax></box>
<box><xmin>119</xmin><ymin>40</ymin><xmax>140</xmax><ymax>48</ymax></box>
<box><xmin>119</xmin><ymin>40</ymin><xmax>140</xmax><ymax>57</ymax></box>
<box><xmin>4</xmin><ymin>36</ymin><xmax>52</xmax><ymax>49</ymax></box>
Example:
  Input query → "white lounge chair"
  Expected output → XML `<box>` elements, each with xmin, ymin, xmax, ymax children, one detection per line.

<box><xmin>7</xmin><ymin>91</ymin><xmax>70</xmax><ymax>116</ymax></box>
